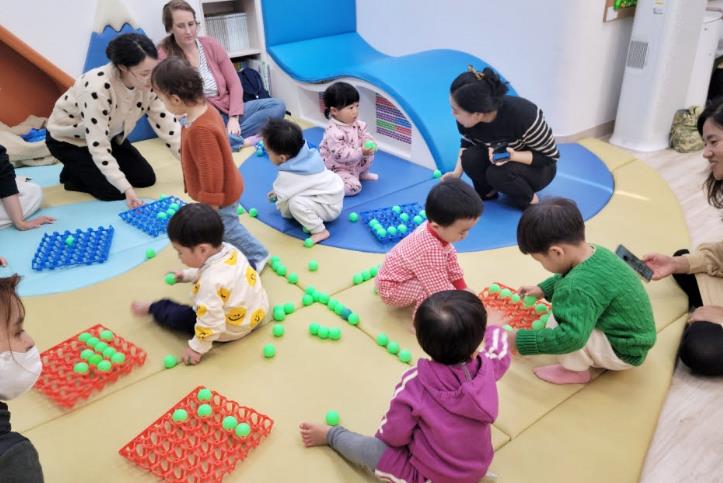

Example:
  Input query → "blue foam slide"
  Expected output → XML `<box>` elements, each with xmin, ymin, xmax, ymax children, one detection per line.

<box><xmin>84</xmin><ymin>23</ymin><xmax>156</xmax><ymax>143</ymax></box>
<box><xmin>260</xmin><ymin>0</ymin><xmax>516</xmax><ymax>173</ymax></box>
<box><xmin>0</xmin><ymin>200</ymin><xmax>169</xmax><ymax>297</ymax></box>
<box><xmin>240</xmin><ymin>129</ymin><xmax>614</xmax><ymax>253</ymax></box>
<box><xmin>15</xmin><ymin>164</ymin><xmax>62</xmax><ymax>188</ymax></box>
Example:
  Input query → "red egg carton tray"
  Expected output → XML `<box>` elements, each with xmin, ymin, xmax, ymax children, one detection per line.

<box><xmin>479</xmin><ymin>282</ymin><xmax>552</xmax><ymax>329</ymax></box>
<box><xmin>119</xmin><ymin>386</ymin><xmax>274</xmax><ymax>482</ymax></box>
<box><xmin>34</xmin><ymin>324</ymin><xmax>146</xmax><ymax>409</ymax></box>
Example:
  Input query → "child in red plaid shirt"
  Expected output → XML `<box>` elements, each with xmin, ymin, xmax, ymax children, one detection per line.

<box><xmin>376</xmin><ymin>179</ymin><xmax>483</xmax><ymax>319</ymax></box>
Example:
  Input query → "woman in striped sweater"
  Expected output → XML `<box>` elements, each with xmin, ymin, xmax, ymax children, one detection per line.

<box><xmin>443</xmin><ymin>66</ymin><xmax>559</xmax><ymax>209</ymax></box>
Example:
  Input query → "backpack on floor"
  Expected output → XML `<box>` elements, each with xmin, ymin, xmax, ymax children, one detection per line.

<box><xmin>238</xmin><ymin>67</ymin><xmax>270</xmax><ymax>102</ymax></box>
<box><xmin>669</xmin><ymin>106</ymin><xmax>704</xmax><ymax>153</ymax></box>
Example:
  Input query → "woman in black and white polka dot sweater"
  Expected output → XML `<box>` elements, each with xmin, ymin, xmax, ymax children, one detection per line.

<box><xmin>46</xmin><ymin>33</ymin><xmax>180</xmax><ymax>208</ymax></box>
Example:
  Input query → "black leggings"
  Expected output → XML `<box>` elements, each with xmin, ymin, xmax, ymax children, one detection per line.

<box><xmin>461</xmin><ymin>145</ymin><xmax>556</xmax><ymax>209</ymax></box>
<box><xmin>148</xmin><ymin>299</ymin><xmax>197</xmax><ymax>336</ymax></box>
<box><xmin>46</xmin><ymin>133</ymin><xmax>155</xmax><ymax>201</ymax></box>
<box><xmin>673</xmin><ymin>249</ymin><xmax>723</xmax><ymax>376</ymax></box>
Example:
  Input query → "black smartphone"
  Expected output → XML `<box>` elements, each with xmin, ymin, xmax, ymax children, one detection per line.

<box><xmin>615</xmin><ymin>244</ymin><xmax>653</xmax><ymax>282</ymax></box>
<box><xmin>491</xmin><ymin>142</ymin><xmax>510</xmax><ymax>165</ymax></box>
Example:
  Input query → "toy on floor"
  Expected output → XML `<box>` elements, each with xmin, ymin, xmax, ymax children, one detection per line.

<box><xmin>119</xmin><ymin>386</ymin><xmax>273</xmax><ymax>482</ymax></box>
<box><xmin>255</xmin><ymin>141</ymin><xmax>265</xmax><ymax>157</ymax></box>
<box><xmin>31</xmin><ymin>226</ymin><xmax>114</xmax><ymax>272</ymax></box>
<box><xmin>479</xmin><ymin>282</ymin><xmax>552</xmax><ymax>330</ymax></box>
<box><xmin>325</xmin><ymin>410</ymin><xmax>340</xmax><ymax>426</ymax></box>
<box><xmin>308</xmin><ymin>322</ymin><xmax>342</xmax><ymax>341</ymax></box>
<box><xmin>360</xmin><ymin>203</ymin><xmax>426</xmax><ymax>243</ymax></box>
<box><xmin>119</xmin><ymin>196</ymin><xmax>186</xmax><ymax>237</ymax></box>
<box><xmin>34</xmin><ymin>324</ymin><xmax>146</xmax><ymax>408</ymax></box>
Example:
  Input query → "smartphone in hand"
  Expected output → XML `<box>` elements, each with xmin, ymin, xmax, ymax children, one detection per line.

<box><xmin>491</xmin><ymin>142</ymin><xmax>510</xmax><ymax>165</ymax></box>
<box><xmin>615</xmin><ymin>244</ymin><xmax>653</xmax><ymax>282</ymax></box>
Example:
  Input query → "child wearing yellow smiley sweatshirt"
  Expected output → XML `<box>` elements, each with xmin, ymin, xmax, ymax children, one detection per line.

<box><xmin>131</xmin><ymin>203</ymin><xmax>269</xmax><ymax>365</ymax></box>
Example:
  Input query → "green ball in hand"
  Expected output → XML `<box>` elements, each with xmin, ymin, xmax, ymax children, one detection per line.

<box><xmin>165</xmin><ymin>273</ymin><xmax>177</xmax><ymax>285</ymax></box>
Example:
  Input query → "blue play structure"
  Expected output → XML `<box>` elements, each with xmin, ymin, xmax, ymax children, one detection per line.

<box><xmin>260</xmin><ymin>0</ymin><xmax>516</xmax><ymax>173</ymax></box>
<box><xmin>239</xmin><ymin>128</ymin><xmax>614</xmax><ymax>253</ymax></box>
<box><xmin>119</xmin><ymin>196</ymin><xmax>186</xmax><ymax>237</ymax></box>
<box><xmin>31</xmin><ymin>226</ymin><xmax>114</xmax><ymax>272</ymax></box>
<box><xmin>84</xmin><ymin>23</ymin><xmax>156</xmax><ymax>142</ymax></box>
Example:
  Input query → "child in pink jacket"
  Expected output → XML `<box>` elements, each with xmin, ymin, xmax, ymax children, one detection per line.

<box><xmin>300</xmin><ymin>290</ymin><xmax>511</xmax><ymax>483</ymax></box>
<box><xmin>319</xmin><ymin>82</ymin><xmax>378</xmax><ymax>196</ymax></box>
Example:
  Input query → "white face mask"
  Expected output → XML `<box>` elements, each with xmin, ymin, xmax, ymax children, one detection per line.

<box><xmin>0</xmin><ymin>347</ymin><xmax>42</xmax><ymax>400</ymax></box>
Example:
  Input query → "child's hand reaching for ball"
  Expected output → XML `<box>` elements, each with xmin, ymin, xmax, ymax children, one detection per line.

<box><xmin>518</xmin><ymin>285</ymin><xmax>544</xmax><ymax>299</ymax></box>
<box><xmin>182</xmin><ymin>346</ymin><xmax>203</xmax><ymax>365</ymax></box>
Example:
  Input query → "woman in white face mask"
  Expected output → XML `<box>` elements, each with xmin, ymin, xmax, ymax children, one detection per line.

<box><xmin>0</xmin><ymin>274</ymin><xmax>44</xmax><ymax>482</ymax></box>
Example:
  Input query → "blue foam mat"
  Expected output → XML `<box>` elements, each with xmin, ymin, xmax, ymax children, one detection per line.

<box><xmin>15</xmin><ymin>164</ymin><xmax>62</xmax><ymax>188</ymax></box>
<box><xmin>240</xmin><ymin>130</ymin><xmax>614</xmax><ymax>253</ymax></box>
<box><xmin>0</xmin><ymin>200</ymin><xmax>169</xmax><ymax>296</ymax></box>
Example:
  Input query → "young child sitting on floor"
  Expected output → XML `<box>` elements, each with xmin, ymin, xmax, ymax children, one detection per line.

<box><xmin>152</xmin><ymin>57</ymin><xmax>269</xmax><ymax>271</ymax></box>
<box><xmin>319</xmin><ymin>82</ymin><xmax>378</xmax><ymax>196</ymax></box>
<box><xmin>300</xmin><ymin>290</ymin><xmax>511</xmax><ymax>482</ymax></box>
<box><xmin>261</xmin><ymin>119</ymin><xmax>344</xmax><ymax>244</ymax></box>
<box><xmin>131</xmin><ymin>203</ymin><xmax>269</xmax><ymax>365</ymax></box>
<box><xmin>375</xmin><ymin>179</ymin><xmax>482</xmax><ymax>317</ymax></box>
<box><xmin>510</xmin><ymin>197</ymin><xmax>656</xmax><ymax>384</ymax></box>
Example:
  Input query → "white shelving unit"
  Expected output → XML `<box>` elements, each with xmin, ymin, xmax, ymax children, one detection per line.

<box><xmin>198</xmin><ymin>0</ymin><xmax>262</xmax><ymax>61</ymax></box>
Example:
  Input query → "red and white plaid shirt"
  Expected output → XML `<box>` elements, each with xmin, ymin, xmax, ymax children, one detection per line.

<box><xmin>377</xmin><ymin>222</ymin><xmax>467</xmax><ymax>293</ymax></box>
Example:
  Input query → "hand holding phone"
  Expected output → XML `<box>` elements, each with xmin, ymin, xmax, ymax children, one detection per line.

<box><xmin>490</xmin><ymin>142</ymin><xmax>511</xmax><ymax>165</ymax></box>
<box><xmin>615</xmin><ymin>244</ymin><xmax>653</xmax><ymax>282</ymax></box>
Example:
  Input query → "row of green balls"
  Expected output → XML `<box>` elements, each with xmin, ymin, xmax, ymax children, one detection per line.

<box><xmin>487</xmin><ymin>284</ymin><xmax>550</xmax><ymax>314</ymax></box>
<box><xmin>74</xmin><ymin>331</ymin><xmax>126</xmax><ymax>373</ymax></box>
<box><xmin>236</xmin><ymin>205</ymin><xmax>258</xmax><ymax>218</ymax></box>
<box><xmin>308</xmin><ymin>323</ymin><xmax>342</xmax><ymax>341</ymax></box>
<box><xmin>171</xmin><ymin>388</ymin><xmax>252</xmax><ymax>437</ymax></box>
<box><xmin>375</xmin><ymin>333</ymin><xmax>412</xmax><ymax>364</ymax></box>
<box><xmin>352</xmin><ymin>265</ymin><xmax>379</xmax><ymax>285</ymax></box>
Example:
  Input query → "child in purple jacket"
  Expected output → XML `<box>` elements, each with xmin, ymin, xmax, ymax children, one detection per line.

<box><xmin>300</xmin><ymin>290</ymin><xmax>511</xmax><ymax>482</ymax></box>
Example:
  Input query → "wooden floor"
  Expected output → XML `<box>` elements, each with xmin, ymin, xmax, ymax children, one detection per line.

<box><xmin>626</xmin><ymin>144</ymin><xmax>723</xmax><ymax>483</ymax></box>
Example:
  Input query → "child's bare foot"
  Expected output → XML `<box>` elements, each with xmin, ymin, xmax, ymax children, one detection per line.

<box><xmin>360</xmin><ymin>171</ymin><xmax>379</xmax><ymax>181</ymax></box>
<box><xmin>299</xmin><ymin>422</ymin><xmax>331</xmax><ymax>447</ymax></box>
<box><xmin>131</xmin><ymin>301</ymin><xmax>151</xmax><ymax>316</ymax></box>
<box><xmin>533</xmin><ymin>364</ymin><xmax>591</xmax><ymax>385</ymax></box>
<box><xmin>310</xmin><ymin>229</ymin><xmax>330</xmax><ymax>244</ymax></box>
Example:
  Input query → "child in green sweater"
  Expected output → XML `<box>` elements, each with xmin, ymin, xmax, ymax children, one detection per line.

<box><xmin>509</xmin><ymin>197</ymin><xmax>656</xmax><ymax>384</ymax></box>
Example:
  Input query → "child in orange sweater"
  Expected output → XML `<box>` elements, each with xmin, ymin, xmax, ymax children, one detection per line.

<box><xmin>151</xmin><ymin>58</ymin><xmax>269</xmax><ymax>270</ymax></box>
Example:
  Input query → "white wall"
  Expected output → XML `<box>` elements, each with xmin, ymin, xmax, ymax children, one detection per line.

<box><xmin>357</xmin><ymin>1</ymin><xmax>634</xmax><ymax>137</ymax></box>
<box><xmin>2</xmin><ymin>0</ymin><xmax>202</xmax><ymax>78</ymax></box>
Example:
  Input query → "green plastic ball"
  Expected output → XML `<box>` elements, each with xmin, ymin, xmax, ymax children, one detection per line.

<box><xmin>249</xmin><ymin>208</ymin><xmax>258</xmax><ymax>218</ymax></box>
<box><xmin>488</xmin><ymin>283</ymin><xmax>501</xmax><ymax>294</ymax></box>
<box><xmin>387</xmin><ymin>226</ymin><xmax>398</xmax><ymax>236</ymax></box>
<box><xmin>370</xmin><ymin>265</ymin><xmax>379</xmax><ymax>277</ymax></box>
<box><xmin>270</xmin><ymin>255</ymin><xmax>280</xmax><ymax>264</ymax></box>
<box><xmin>433</xmin><ymin>169</ymin><xmax>442</xmax><ymax>179</ymax></box>
<box><xmin>78</xmin><ymin>332</ymin><xmax>92</xmax><ymax>343</ymax></box>
<box><xmin>318</xmin><ymin>293</ymin><xmax>330</xmax><ymax>304</ymax></box>
<box><xmin>145</xmin><ymin>248</ymin><xmax>156</xmax><ymax>260</ymax></box>
<box><xmin>100</xmin><ymin>329</ymin><xmax>114</xmax><ymax>341</ymax></box>
<box><xmin>532</xmin><ymin>319</ymin><xmax>546</xmax><ymax>330</ymax></box>
<box><xmin>287</xmin><ymin>272</ymin><xmax>299</xmax><ymax>284</ymax></box>
<box><xmin>399</xmin><ymin>213</ymin><xmax>410</xmax><ymax>222</ymax></box>
<box><xmin>361</xmin><ymin>270</ymin><xmax>371</xmax><ymax>281</ymax></box>
<box><xmin>398</xmin><ymin>349</ymin><xmax>412</xmax><ymax>363</ymax></box>
<box><xmin>500</xmin><ymin>288</ymin><xmax>512</xmax><ymax>299</ymax></box>
<box><xmin>540</xmin><ymin>313</ymin><xmax>551</xmax><ymax>323</ymax></box>
<box><xmin>522</xmin><ymin>295</ymin><xmax>537</xmax><ymax>307</ymax></box>
<box><xmin>111</xmin><ymin>352</ymin><xmax>126</xmax><ymax>364</ymax></box>
<box><xmin>503</xmin><ymin>324</ymin><xmax>514</xmax><ymax>332</ymax></box>
<box><xmin>97</xmin><ymin>360</ymin><xmax>112</xmax><ymax>372</ymax></box>
<box><xmin>159</xmin><ymin>194</ymin><xmax>169</xmax><ymax>200</ymax></box>
<box><xmin>309</xmin><ymin>322</ymin><xmax>320</xmax><ymax>335</ymax></box>
<box><xmin>511</xmin><ymin>294</ymin><xmax>521</xmax><ymax>304</ymax></box>
<box><xmin>86</xmin><ymin>336</ymin><xmax>100</xmax><ymax>348</ymax></box>
<box><xmin>236</xmin><ymin>205</ymin><xmax>246</xmax><ymax>215</ymax></box>
<box><xmin>302</xmin><ymin>294</ymin><xmax>314</xmax><ymax>306</ymax></box>
<box><xmin>283</xmin><ymin>302</ymin><xmax>295</xmax><ymax>314</ymax></box>
<box><xmin>305</xmin><ymin>286</ymin><xmax>316</xmax><ymax>295</ymax></box>
<box><xmin>80</xmin><ymin>349</ymin><xmax>94</xmax><ymax>360</ymax></box>
<box><xmin>94</xmin><ymin>342</ymin><xmax>108</xmax><ymax>353</ymax></box>
<box><xmin>347</xmin><ymin>313</ymin><xmax>360</xmax><ymax>325</ymax></box>
<box><xmin>273</xmin><ymin>306</ymin><xmax>286</xmax><ymax>321</ymax></box>
<box><xmin>302</xmin><ymin>226</ymin><xmax>310</xmax><ymax>233</ymax></box>
<box><xmin>413</xmin><ymin>215</ymin><xmax>423</xmax><ymax>225</ymax></box>
<box><xmin>272</xmin><ymin>323</ymin><xmax>285</xmax><ymax>337</ymax></box>
<box><xmin>222</xmin><ymin>416</ymin><xmax>238</xmax><ymax>431</ymax></box>
<box><xmin>263</xmin><ymin>343</ymin><xmax>276</xmax><ymax>358</ymax></box>
<box><xmin>74</xmin><ymin>362</ymin><xmax>89</xmax><ymax>374</ymax></box>
<box><xmin>352</xmin><ymin>273</ymin><xmax>363</xmax><ymax>285</ymax></box>
<box><xmin>325</xmin><ymin>410</ymin><xmax>340</xmax><ymax>426</ymax></box>
<box><xmin>166</xmin><ymin>208</ymin><xmax>175</xmax><ymax>216</ymax></box>
<box><xmin>534</xmin><ymin>304</ymin><xmax>549</xmax><ymax>314</ymax></box>
<box><xmin>172</xmin><ymin>409</ymin><xmax>188</xmax><ymax>422</ymax></box>
<box><xmin>419</xmin><ymin>210</ymin><xmax>427</xmax><ymax>219</ymax></box>
<box><xmin>165</xmin><ymin>273</ymin><xmax>177</xmax><ymax>285</ymax></box>
<box><xmin>376</xmin><ymin>333</ymin><xmax>389</xmax><ymax>346</ymax></box>
<box><xmin>163</xmin><ymin>354</ymin><xmax>178</xmax><ymax>369</ymax></box>
<box><xmin>392</xmin><ymin>205</ymin><xmax>401</xmax><ymax>214</ymax></box>
<box><xmin>398</xmin><ymin>224</ymin><xmax>408</xmax><ymax>234</ymax></box>
<box><xmin>65</xmin><ymin>235</ymin><xmax>75</xmax><ymax>246</ymax></box>
<box><xmin>235</xmin><ymin>423</ymin><xmax>251</xmax><ymax>437</ymax></box>
<box><xmin>276</xmin><ymin>265</ymin><xmax>288</xmax><ymax>276</ymax></box>
<box><xmin>304</xmin><ymin>237</ymin><xmax>314</xmax><ymax>248</ymax></box>
<box><xmin>333</xmin><ymin>304</ymin><xmax>345</xmax><ymax>316</ymax></box>
<box><xmin>308</xmin><ymin>259</ymin><xmax>319</xmax><ymax>271</ymax></box>
<box><xmin>387</xmin><ymin>341</ymin><xmax>400</xmax><ymax>355</ymax></box>
<box><xmin>197</xmin><ymin>404</ymin><xmax>212</xmax><ymax>417</ymax></box>
<box><xmin>156</xmin><ymin>212</ymin><xmax>167</xmax><ymax>220</ymax></box>
<box><xmin>102</xmin><ymin>347</ymin><xmax>116</xmax><ymax>358</ymax></box>
<box><xmin>364</xmin><ymin>139</ymin><xmax>377</xmax><ymax>151</ymax></box>
<box><xmin>318</xmin><ymin>326</ymin><xmax>330</xmax><ymax>339</ymax></box>
<box><xmin>169</xmin><ymin>203</ymin><xmax>180</xmax><ymax>211</ymax></box>
<box><xmin>376</xmin><ymin>228</ymin><xmax>387</xmax><ymax>238</ymax></box>
<box><xmin>328</xmin><ymin>299</ymin><xmax>339</xmax><ymax>311</ymax></box>
<box><xmin>348</xmin><ymin>212</ymin><xmax>359</xmax><ymax>222</ymax></box>
<box><xmin>329</xmin><ymin>327</ymin><xmax>342</xmax><ymax>340</ymax></box>
<box><xmin>88</xmin><ymin>354</ymin><xmax>103</xmax><ymax>366</ymax></box>
<box><xmin>197</xmin><ymin>388</ymin><xmax>212</xmax><ymax>401</ymax></box>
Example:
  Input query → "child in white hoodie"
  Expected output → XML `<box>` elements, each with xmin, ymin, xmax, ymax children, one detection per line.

<box><xmin>262</xmin><ymin>119</ymin><xmax>344</xmax><ymax>244</ymax></box>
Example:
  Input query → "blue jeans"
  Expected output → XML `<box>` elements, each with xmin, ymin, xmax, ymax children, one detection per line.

<box><xmin>220</xmin><ymin>98</ymin><xmax>286</xmax><ymax>151</ymax></box>
<box><xmin>218</xmin><ymin>204</ymin><xmax>268</xmax><ymax>269</ymax></box>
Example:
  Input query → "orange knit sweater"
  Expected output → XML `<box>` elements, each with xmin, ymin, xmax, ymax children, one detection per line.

<box><xmin>181</xmin><ymin>105</ymin><xmax>243</xmax><ymax>207</ymax></box>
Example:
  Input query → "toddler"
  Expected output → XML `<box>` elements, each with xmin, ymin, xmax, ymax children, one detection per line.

<box><xmin>319</xmin><ymin>82</ymin><xmax>378</xmax><ymax>196</ymax></box>
<box><xmin>511</xmin><ymin>197</ymin><xmax>656</xmax><ymax>384</ymax></box>
<box><xmin>300</xmin><ymin>290</ymin><xmax>511</xmax><ymax>482</ymax></box>
<box><xmin>131</xmin><ymin>203</ymin><xmax>269</xmax><ymax>365</ymax></box>
<box><xmin>261</xmin><ymin>119</ymin><xmax>344</xmax><ymax>244</ymax></box>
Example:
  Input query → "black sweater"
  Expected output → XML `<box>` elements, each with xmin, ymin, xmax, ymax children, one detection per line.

<box><xmin>0</xmin><ymin>401</ymin><xmax>44</xmax><ymax>482</ymax></box>
<box><xmin>0</xmin><ymin>145</ymin><xmax>20</xmax><ymax>199</ymax></box>
<box><xmin>457</xmin><ymin>96</ymin><xmax>560</xmax><ymax>168</ymax></box>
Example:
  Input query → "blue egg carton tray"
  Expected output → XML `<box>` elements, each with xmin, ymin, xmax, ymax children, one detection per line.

<box><xmin>119</xmin><ymin>196</ymin><xmax>187</xmax><ymax>237</ymax></box>
<box><xmin>359</xmin><ymin>202</ymin><xmax>426</xmax><ymax>243</ymax></box>
<box><xmin>32</xmin><ymin>226</ymin><xmax>115</xmax><ymax>271</ymax></box>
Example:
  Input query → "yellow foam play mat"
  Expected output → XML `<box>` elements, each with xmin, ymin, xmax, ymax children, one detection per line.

<box><xmin>6</xmin><ymin>136</ymin><xmax>688</xmax><ymax>482</ymax></box>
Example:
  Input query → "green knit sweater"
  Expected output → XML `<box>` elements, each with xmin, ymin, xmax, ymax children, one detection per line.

<box><xmin>515</xmin><ymin>245</ymin><xmax>656</xmax><ymax>366</ymax></box>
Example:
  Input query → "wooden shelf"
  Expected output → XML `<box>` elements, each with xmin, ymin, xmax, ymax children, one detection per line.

<box><xmin>227</xmin><ymin>47</ymin><xmax>261</xmax><ymax>58</ymax></box>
